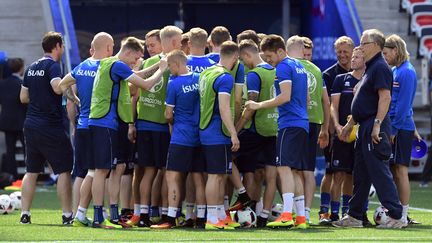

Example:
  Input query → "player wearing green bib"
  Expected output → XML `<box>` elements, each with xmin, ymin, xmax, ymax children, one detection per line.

<box><xmin>287</xmin><ymin>36</ymin><xmax>330</xmax><ymax>225</ymax></box>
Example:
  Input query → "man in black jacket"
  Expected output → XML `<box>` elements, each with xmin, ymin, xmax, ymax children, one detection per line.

<box><xmin>0</xmin><ymin>58</ymin><xmax>26</xmax><ymax>179</ymax></box>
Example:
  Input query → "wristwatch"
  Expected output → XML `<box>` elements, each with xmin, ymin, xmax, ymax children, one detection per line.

<box><xmin>374</xmin><ymin>118</ymin><xmax>381</xmax><ymax>125</ymax></box>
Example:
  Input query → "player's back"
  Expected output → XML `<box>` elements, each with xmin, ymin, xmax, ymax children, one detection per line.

<box><xmin>187</xmin><ymin>55</ymin><xmax>216</xmax><ymax>74</ymax></box>
<box><xmin>23</xmin><ymin>56</ymin><xmax>63</xmax><ymax>128</ymax></box>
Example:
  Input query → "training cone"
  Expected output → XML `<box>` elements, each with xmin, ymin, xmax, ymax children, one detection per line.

<box><xmin>411</xmin><ymin>139</ymin><xmax>428</xmax><ymax>159</ymax></box>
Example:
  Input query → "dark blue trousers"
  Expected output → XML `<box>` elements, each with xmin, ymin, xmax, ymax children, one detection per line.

<box><xmin>348</xmin><ymin>117</ymin><xmax>402</xmax><ymax>220</ymax></box>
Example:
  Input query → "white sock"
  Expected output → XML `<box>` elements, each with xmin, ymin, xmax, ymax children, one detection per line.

<box><xmin>260</xmin><ymin>209</ymin><xmax>269</xmax><ymax>219</ymax></box>
<box><xmin>140</xmin><ymin>205</ymin><xmax>149</xmax><ymax>214</ymax></box>
<box><xmin>207</xmin><ymin>205</ymin><xmax>218</xmax><ymax>224</ymax></box>
<box><xmin>102</xmin><ymin>207</ymin><xmax>108</xmax><ymax>219</ymax></box>
<box><xmin>21</xmin><ymin>211</ymin><xmax>30</xmax><ymax>216</ymax></box>
<box><xmin>185</xmin><ymin>203</ymin><xmax>195</xmax><ymax>220</ymax></box>
<box><xmin>161</xmin><ymin>207</ymin><xmax>168</xmax><ymax>215</ymax></box>
<box><xmin>238</xmin><ymin>186</ymin><xmax>246</xmax><ymax>194</ymax></box>
<box><xmin>76</xmin><ymin>206</ymin><xmax>87</xmax><ymax>221</ymax></box>
<box><xmin>133</xmin><ymin>204</ymin><xmax>140</xmax><ymax>216</ymax></box>
<box><xmin>305</xmin><ymin>207</ymin><xmax>311</xmax><ymax>221</ymax></box>
<box><xmin>168</xmin><ymin>207</ymin><xmax>178</xmax><ymax>218</ymax></box>
<box><xmin>256</xmin><ymin>199</ymin><xmax>263</xmax><ymax>216</ymax></box>
<box><xmin>294</xmin><ymin>196</ymin><xmax>305</xmax><ymax>217</ymax></box>
<box><xmin>402</xmin><ymin>204</ymin><xmax>409</xmax><ymax>219</ymax></box>
<box><xmin>197</xmin><ymin>204</ymin><xmax>206</xmax><ymax>218</ymax></box>
<box><xmin>217</xmin><ymin>205</ymin><xmax>226</xmax><ymax>220</ymax></box>
<box><xmin>224</xmin><ymin>196</ymin><xmax>229</xmax><ymax>210</ymax></box>
<box><xmin>282</xmin><ymin>192</ymin><xmax>294</xmax><ymax>213</ymax></box>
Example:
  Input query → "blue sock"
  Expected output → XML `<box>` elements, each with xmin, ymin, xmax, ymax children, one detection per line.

<box><xmin>363</xmin><ymin>199</ymin><xmax>369</xmax><ymax>212</ymax></box>
<box><xmin>93</xmin><ymin>205</ymin><xmax>104</xmax><ymax>224</ymax></box>
<box><xmin>110</xmin><ymin>204</ymin><xmax>119</xmax><ymax>222</ymax></box>
<box><xmin>330</xmin><ymin>201</ymin><xmax>340</xmax><ymax>215</ymax></box>
<box><xmin>176</xmin><ymin>207</ymin><xmax>182</xmax><ymax>217</ymax></box>
<box><xmin>341</xmin><ymin>195</ymin><xmax>351</xmax><ymax>215</ymax></box>
<box><xmin>320</xmin><ymin>193</ymin><xmax>330</xmax><ymax>213</ymax></box>
<box><xmin>150</xmin><ymin>206</ymin><xmax>160</xmax><ymax>217</ymax></box>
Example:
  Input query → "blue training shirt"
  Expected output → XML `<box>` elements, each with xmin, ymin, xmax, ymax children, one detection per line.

<box><xmin>88</xmin><ymin>60</ymin><xmax>134</xmax><ymax>130</ymax></box>
<box><xmin>71</xmin><ymin>58</ymin><xmax>100</xmax><ymax>129</ymax></box>
<box><xmin>206</xmin><ymin>52</ymin><xmax>220</xmax><ymax>63</ymax></box>
<box><xmin>22</xmin><ymin>56</ymin><xmax>64</xmax><ymax>129</ymax></box>
<box><xmin>275</xmin><ymin>57</ymin><xmax>309</xmax><ymax>132</ymax></box>
<box><xmin>199</xmin><ymin>72</ymin><xmax>234</xmax><ymax>145</ymax></box>
<box><xmin>389</xmin><ymin>60</ymin><xmax>416</xmax><ymax>134</ymax></box>
<box><xmin>165</xmin><ymin>72</ymin><xmax>200</xmax><ymax>146</ymax></box>
<box><xmin>187</xmin><ymin>55</ymin><xmax>216</xmax><ymax>74</ymax></box>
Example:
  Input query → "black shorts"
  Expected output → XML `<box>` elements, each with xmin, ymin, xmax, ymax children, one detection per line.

<box><xmin>331</xmin><ymin>136</ymin><xmax>355</xmax><ymax>172</ymax></box>
<box><xmin>117</xmin><ymin>121</ymin><xmax>135</xmax><ymax>164</ymax></box>
<box><xmin>202</xmin><ymin>144</ymin><xmax>232</xmax><ymax>174</ymax></box>
<box><xmin>73</xmin><ymin>129</ymin><xmax>93</xmax><ymax>178</ymax></box>
<box><xmin>166</xmin><ymin>144</ymin><xmax>205</xmax><ymax>173</ymax></box>
<box><xmin>275</xmin><ymin>127</ymin><xmax>308</xmax><ymax>170</ymax></box>
<box><xmin>235</xmin><ymin>130</ymin><xmax>276</xmax><ymax>173</ymax></box>
<box><xmin>324</xmin><ymin>136</ymin><xmax>333</xmax><ymax>174</ymax></box>
<box><xmin>136</xmin><ymin>130</ymin><xmax>170</xmax><ymax>168</ymax></box>
<box><xmin>24</xmin><ymin>126</ymin><xmax>73</xmax><ymax>174</ymax></box>
<box><xmin>305</xmin><ymin>123</ymin><xmax>320</xmax><ymax>171</ymax></box>
<box><xmin>90</xmin><ymin>126</ymin><xmax>118</xmax><ymax>170</ymax></box>
<box><xmin>390</xmin><ymin>129</ymin><xmax>414</xmax><ymax>167</ymax></box>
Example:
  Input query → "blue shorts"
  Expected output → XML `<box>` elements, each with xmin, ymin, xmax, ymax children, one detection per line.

<box><xmin>305</xmin><ymin>123</ymin><xmax>320</xmax><ymax>171</ymax></box>
<box><xmin>331</xmin><ymin>136</ymin><xmax>355</xmax><ymax>172</ymax></box>
<box><xmin>202</xmin><ymin>144</ymin><xmax>232</xmax><ymax>174</ymax></box>
<box><xmin>24</xmin><ymin>126</ymin><xmax>73</xmax><ymax>174</ymax></box>
<box><xmin>166</xmin><ymin>144</ymin><xmax>205</xmax><ymax>173</ymax></box>
<box><xmin>275</xmin><ymin>127</ymin><xmax>308</xmax><ymax>170</ymax></box>
<box><xmin>390</xmin><ymin>129</ymin><xmax>414</xmax><ymax>167</ymax></box>
<box><xmin>73</xmin><ymin>129</ymin><xmax>93</xmax><ymax>178</ymax></box>
<box><xmin>90</xmin><ymin>126</ymin><xmax>118</xmax><ymax>170</ymax></box>
<box><xmin>118</xmin><ymin>121</ymin><xmax>135</xmax><ymax>164</ymax></box>
<box><xmin>136</xmin><ymin>130</ymin><xmax>170</xmax><ymax>168</ymax></box>
<box><xmin>234</xmin><ymin>130</ymin><xmax>276</xmax><ymax>173</ymax></box>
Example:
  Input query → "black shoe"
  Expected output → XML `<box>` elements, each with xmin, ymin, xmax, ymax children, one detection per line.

<box><xmin>228</xmin><ymin>192</ymin><xmax>252</xmax><ymax>211</ymax></box>
<box><xmin>407</xmin><ymin>216</ymin><xmax>421</xmax><ymax>224</ymax></box>
<box><xmin>362</xmin><ymin>213</ymin><xmax>373</xmax><ymax>227</ymax></box>
<box><xmin>256</xmin><ymin>216</ymin><xmax>268</xmax><ymax>228</ymax></box>
<box><xmin>329</xmin><ymin>213</ymin><xmax>339</xmax><ymax>222</ymax></box>
<box><xmin>62</xmin><ymin>215</ymin><xmax>74</xmax><ymax>225</ymax></box>
<box><xmin>182</xmin><ymin>218</ymin><xmax>195</xmax><ymax>228</ymax></box>
<box><xmin>20</xmin><ymin>214</ymin><xmax>31</xmax><ymax>224</ymax></box>
<box><xmin>194</xmin><ymin>218</ymin><xmax>206</xmax><ymax>229</ymax></box>
<box><xmin>138</xmin><ymin>213</ymin><xmax>152</xmax><ymax>227</ymax></box>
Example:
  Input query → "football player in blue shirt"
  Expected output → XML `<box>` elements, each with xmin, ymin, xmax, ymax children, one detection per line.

<box><xmin>19</xmin><ymin>32</ymin><xmax>73</xmax><ymax>225</ymax></box>
<box><xmin>246</xmin><ymin>35</ymin><xmax>309</xmax><ymax>229</ymax></box>
<box><xmin>59</xmin><ymin>32</ymin><xmax>114</xmax><ymax>227</ymax></box>
<box><xmin>187</xmin><ymin>27</ymin><xmax>216</xmax><ymax>73</ymax></box>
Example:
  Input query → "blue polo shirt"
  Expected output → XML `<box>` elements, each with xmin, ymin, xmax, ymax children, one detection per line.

<box><xmin>331</xmin><ymin>73</ymin><xmax>360</xmax><ymax>126</ymax></box>
<box><xmin>71</xmin><ymin>58</ymin><xmax>100</xmax><ymax>129</ymax></box>
<box><xmin>323</xmin><ymin>62</ymin><xmax>350</xmax><ymax>97</ymax></box>
<box><xmin>389</xmin><ymin>61</ymin><xmax>416</xmax><ymax>134</ymax></box>
<box><xmin>275</xmin><ymin>57</ymin><xmax>309</xmax><ymax>132</ymax></box>
<box><xmin>22</xmin><ymin>56</ymin><xmax>64</xmax><ymax>129</ymax></box>
<box><xmin>351</xmin><ymin>53</ymin><xmax>392</xmax><ymax>123</ymax></box>
<box><xmin>187</xmin><ymin>55</ymin><xmax>215</xmax><ymax>74</ymax></box>
<box><xmin>165</xmin><ymin>72</ymin><xmax>200</xmax><ymax>146</ymax></box>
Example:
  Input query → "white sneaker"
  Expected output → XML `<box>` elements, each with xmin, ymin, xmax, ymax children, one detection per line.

<box><xmin>332</xmin><ymin>214</ymin><xmax>363</xmax><ymax>228</ymax></box>
<box><xmin>376</xmin><ymin>216</ymin><xmax>408</xmax><ymax>229</ymax></box>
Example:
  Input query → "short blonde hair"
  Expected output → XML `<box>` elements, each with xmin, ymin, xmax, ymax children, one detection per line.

<box><xmin>334</xmin><ymin>36</ymin><xmax>354</xmax><ymax>50</ymax></box>
<box><xmin>385</xmin><ymin>34</ymin><xmax>409</xmax><ymax>66</ymax></box>
<box><xmin>160</xmin><ymin>25</ymin><xmax>183</xmax><ymax>41</ymax></box>
<box><xmin>286</xmin><ymin>35</ymin><xmax>304</xmax><ymax>52</ymax></box>
<box><xmin>166</xmin><ymin>50</ymin><xmax>187</xmax><ymax>65</ymax></box>
<box><xmin>302</xmin><ymin>36</ymin><xmax>313</xmax><ymax>49</ymax></box>
<box><xmin>189</xmin><ymin>27</ymin><xmax>208</xmax><ymax>48</ymax></box>
<box><xmin>121</xmin><ymin>36</ymin><xmax>144</xmax><ymax>53</ymax></box>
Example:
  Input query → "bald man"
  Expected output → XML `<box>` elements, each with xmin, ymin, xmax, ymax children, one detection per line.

<box><xmin>59</xmin><ymin>32</ymin><xmax>115</xmax><ymax>227</ymax></box>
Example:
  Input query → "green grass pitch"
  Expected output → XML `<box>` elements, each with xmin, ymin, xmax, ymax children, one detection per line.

<box><xmin>0</xmin><ymin>183</ymin><xmax>431</xmax><ymax>242</ymax></box>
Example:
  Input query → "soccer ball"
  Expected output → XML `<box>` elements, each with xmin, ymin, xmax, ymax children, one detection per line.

<box><xmin>373</xmin><ymin>206</ymin><xmax>389</xmax><ymax>225</ymax></box>
<box><xmin>9</xmin><ymin>191</ymin><xmax>22</xmax><ymax>210</ymax></box>
<box><xmin>269</xmin><ymin>203</ymin><xmax>283</xmax><ymax>222</ymax></box>
<box><xmin>0</xmin><ymin>194</ymin><xmax>14</xmax><ymax>214</ymax></box>
<box><xmin>234</xmin><ymin>207</ymin><xmax>257</xmax><ymax>228</ymax></box>
<box><xmin>369</xmin><ymin>185</ymin><xmax>376</xmax><ymax>198</ymax></box>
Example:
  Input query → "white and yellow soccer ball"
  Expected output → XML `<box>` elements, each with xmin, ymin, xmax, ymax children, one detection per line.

<box><xmin>234</xmin><ymin>207</ymin><xmax>257</xmax><ymax>228</ymax></box>
<box><xmin>268</xmin><ymin>203</ymin><xmax>283</xmax><ymax>222</ymax></box>
<box><xmin>9</xmin><ymin>191</ymin><xmax>22</xmax><ymax>210</ymax></box>
<box><xmin>0</xmin><ymin>194</ymin><xmax>14</xmax><ymax>214</ymax></box>
<box><xmin>373</xmin><ymin>206</ymin><xmax>389</xmax><ymax>225</ymax></box>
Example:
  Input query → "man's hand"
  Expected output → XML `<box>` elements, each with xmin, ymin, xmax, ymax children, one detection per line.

<box><xmin>414</xmin><ymin>129</ymin><xmax>422</xmax><ymax>142</ymax></box>
<box><xmin>159</xmin><ymin>58</ymin><xmax>168</xmax><ymax>71</ymax></box>
<box><xmin>128</xmin><ymin>124</ymin><xmax>137</xmax><ymax>143</ymax></box>
<box><xmin>371</xmin><ymin>124</ymin><xmax>381</xmax><ymax>144</ymax></box>
<box><xmin>340</xmin><ymin>123</ymin><xmax>354</xmax><ymax>142</ymax></box>
<box><xmin>335</xmin><ymin>124</ymin><xmax>343</xmax><ymax>138</ymax></box>
<box><xmin>231</xmin><ymin>134</ymin><xmax>240</xmax><ymax>152</ymax></box>
<box><xmin>245</xmin><ymin>100</ymin><xmax>261</xmax><ymax>111</ymax></box>
<box><xmin>318</xmin><ymin>129</ymin><xmax>329</xmax><ymax>149</ymax></box>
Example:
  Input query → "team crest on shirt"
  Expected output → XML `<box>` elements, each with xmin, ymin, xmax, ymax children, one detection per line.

<box><xmin>306</xmin><ymin>70</ymin><xmax>317</xmax><ymax>94</ymax></box>
<box><xmin>149</xmin><ymin>77</ymin><xmax>164</xmax><ymax>93</ymax></box>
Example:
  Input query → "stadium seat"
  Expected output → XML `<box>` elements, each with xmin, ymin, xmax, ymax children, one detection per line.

<box><xmin>402</xmin><ymin>0</ymin><xmax>431</xmax><ymax>11</ymax></box>
<box><xmin>419</xmin><ymin>35</ymin><xmax>432</xmax><ymax>57</ymax></box>
<box><xmin>417</xmin><ymin>26</ymin><xmax>432</xmax><ymax>57</ymax></box>
<box><xmin>411</xmin><ymin>13</ymin><xmax>432</xmax><ymax>36</ymax></box>
<box><xmin>409</xmin><ymin>2</ymin><xmax>432</xmax><ymax>15</ymax></box>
